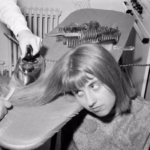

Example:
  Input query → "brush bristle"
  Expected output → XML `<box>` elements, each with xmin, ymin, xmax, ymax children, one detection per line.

<box><xmin>57</xmin><ymin>21</ymin><xmax>121</xmax><ymax>48</ymax></box>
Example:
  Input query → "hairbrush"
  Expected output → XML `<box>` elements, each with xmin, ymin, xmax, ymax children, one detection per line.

<box><xmin>46</xmin><ymin>21</ymin><xmax>121</xmax><ymax>48</ymax></box>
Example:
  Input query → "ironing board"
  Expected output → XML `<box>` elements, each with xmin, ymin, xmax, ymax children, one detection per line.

<box><xmin>0</xmin><ymin>9</ymin><xmax>134</xmax><ymax>150</ymax></box>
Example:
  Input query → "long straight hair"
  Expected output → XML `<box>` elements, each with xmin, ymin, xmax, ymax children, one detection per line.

<box><xmin>0</xmin><ymin>43</ymin><xmax>136</xmax><ymax>111</ymax></box>
<box><xmin>46</xmin><ymin>43</ymin><xmax>137</xmax><ymax>114</ymax></box>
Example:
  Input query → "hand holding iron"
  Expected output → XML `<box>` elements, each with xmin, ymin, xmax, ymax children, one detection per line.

<box><xmin>0</xmin><ymin>98</ymin><xmax>11</xmax><ymax>120</ymax></box>
<box><xmin>17</xmin><ymin>30</ymin><xmax>42</xmax><ymax>58</ymax></box>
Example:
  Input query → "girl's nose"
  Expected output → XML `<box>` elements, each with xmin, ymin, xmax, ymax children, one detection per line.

<box><xmin>86</xmin><ymin>92</ymin><xmax>97</xmax><ymax>108</ymax></box>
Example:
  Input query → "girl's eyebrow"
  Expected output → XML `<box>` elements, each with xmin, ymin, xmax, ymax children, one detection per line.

<box><xmin>87</xmin><ymin>79</ymin><xmax>99</xmax><ymax>87</ymax></box>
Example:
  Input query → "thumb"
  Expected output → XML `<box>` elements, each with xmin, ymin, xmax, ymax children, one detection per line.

<box><xmin>20</xmin><ymin>44</ymin><xmax>26</xmax><ymax>59</ymax></box>
<box><xmin>4</xmin><ymin>100</ymin><xmax>12</xmax><ymax>108</ymax></box>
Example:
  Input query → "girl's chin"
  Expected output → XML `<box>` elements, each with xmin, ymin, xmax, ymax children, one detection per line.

<box><xmin>92</xmin><ymin>110</ymin><xmax>110</xmax><ymax>117</ymax></box>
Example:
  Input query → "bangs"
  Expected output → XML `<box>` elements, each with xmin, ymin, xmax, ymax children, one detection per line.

<box><xmin>62</xmin><ymin>71</ymin><xmax>92</xmax><ymax>92</ymax></box>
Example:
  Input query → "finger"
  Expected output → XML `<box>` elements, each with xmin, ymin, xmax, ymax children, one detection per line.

<box><xmin>31</xmin><ymin>37</ymin><xmax>42</xmax><ymax>56</ymax></box>
<box><xmin>37</xmin><ymin>37</ymin><xmax>42</xmax><ymax>48</ymax></box>
<box><xmin>30</xmin><ymin>38</ymin><xmax>40</xmax><ymax>55</ymax></box>
<box><xmin>4</xmin><ymin>107</ymin><xmax>8</xmax><ymax>115</ymax></box>
<box><xmin>0</xmin><ymin>114</ymin><xmax>4</xmax><ymax>120</ymax></box>
<box><xmin>0</xmin><ymin>109</ymin><xmax>5</xmax><ymax>120</ymax></box>
<box><xmin>4</xmin><ymin>100</ymin><xmax>11</xmax><ymax>108</ymax></box>
<box><xmin>20</xmin><ymin>44</ymin><xmax>27</xmax><ymax>59</ymax></box>
<box><xmin>30</xmin><ymin>40</ymin><xmax>39</xmax><ymax>56</ymax></box>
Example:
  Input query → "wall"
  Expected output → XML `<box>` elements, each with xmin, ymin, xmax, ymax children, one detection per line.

<box><xmin>0</xmin><ymin>21</ymin><xmax>10</xmax><ymax>69</ymax></box>
<box><xmin>17</xmin><ymin>0</ymin><xmax>124</xmax><ymax>23</ymax></box>
<box><xmin>0</xmin><ymin>0</ymin><xmax>124</xmax><ymax>70</ymax></box>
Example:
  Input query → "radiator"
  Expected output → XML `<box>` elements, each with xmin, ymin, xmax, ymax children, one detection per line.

<box><xmin>8</xmin><ymin>7</ymin><xmax>62</xmax><ymax>76</ymax></box>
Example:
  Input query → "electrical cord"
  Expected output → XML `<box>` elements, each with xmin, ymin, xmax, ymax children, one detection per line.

<box><xmin>120</xmin><ymin>63</ymin><xmax>150</xmax><ymax>67</ymax></box>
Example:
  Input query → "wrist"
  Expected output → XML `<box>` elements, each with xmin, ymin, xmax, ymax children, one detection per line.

<box><xmin>16</xmin><ymin>29</ymin><xmax>32</xmax><ymax>40</ymax></box>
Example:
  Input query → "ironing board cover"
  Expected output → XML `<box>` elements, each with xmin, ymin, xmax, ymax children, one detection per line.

<box><xmin>0</xmin><ymin>9</ymin><xmax>134</xmax><ymax>150</ymax></box>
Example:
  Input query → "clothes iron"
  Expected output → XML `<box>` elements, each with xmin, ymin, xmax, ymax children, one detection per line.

<box><xmin>13</xmin><ymin>45</ymin><xmax>45</xmax><ymax>87</ymax></box>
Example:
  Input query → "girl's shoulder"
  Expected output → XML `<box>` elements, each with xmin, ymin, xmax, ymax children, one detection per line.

<box><xmin>131</xmin><ymin>97</ymin><xmax>150</xmax><ymax>122</ymax></box>
<box><xmin>132</xmin><ymin>96</ymin><xmax>150</xmax><ymax>109</ymax></box>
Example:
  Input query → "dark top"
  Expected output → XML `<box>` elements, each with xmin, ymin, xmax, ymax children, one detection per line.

<box><xmin>61</xmin><ymin>97</ymin><xmax>150</xmax><ymax>150</ymax></box>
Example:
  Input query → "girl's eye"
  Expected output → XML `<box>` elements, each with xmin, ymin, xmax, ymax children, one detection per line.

<box><xmin>73</xmin><ymin>90</ymin><xmax>84</xmax><ymax>97</ymax></box>
<box><xmin>91</xmin><ymin>83</ymin><xmax>100</xmax><ymax>90</ymax></box>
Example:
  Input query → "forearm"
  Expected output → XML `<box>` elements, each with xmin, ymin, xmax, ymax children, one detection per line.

<box><xmin>0</xmin><ymin>0</ymin><xmax>30</xmax><ymax>36</ymax></box>
<box><xmin>0</xmin><ymin>0</ymin><xmax>42</xmax><ymax>57</ymax></box>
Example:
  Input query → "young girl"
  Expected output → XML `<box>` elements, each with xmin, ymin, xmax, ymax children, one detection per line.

<box><xmin>46</xmin><ymin>43</ymin><xmax>150</xmax><ymax>150</ymax></box>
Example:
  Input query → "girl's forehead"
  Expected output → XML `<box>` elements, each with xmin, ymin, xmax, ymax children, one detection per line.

<box><xmin>64</xmin><ymin>72</ymin><xmax>100</xmax><ymax>92</ymax></box>
<box><xmin>76</xmin><ymin>73</ymin><xmax>99</xmax><ymax>89</ymax></box>
<box><xmin>85</xmin><ymin>73</ymin><xmax>95</xmax><ymax>79</ymax></box>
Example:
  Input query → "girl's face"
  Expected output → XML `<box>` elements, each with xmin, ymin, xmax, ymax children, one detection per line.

<box><xmin>73</xmin><ymin>74</ymin><xmax>116</xmax><ymax>117</ymax></box>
